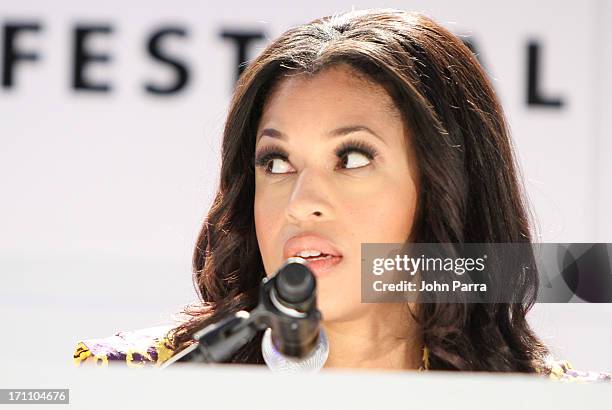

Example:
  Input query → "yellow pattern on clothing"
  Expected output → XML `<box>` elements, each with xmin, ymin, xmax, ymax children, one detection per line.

<box><xmin>73</xmin><ymin>325</ymin><xmax>611</xmax><ymax>382</ymax></box>
<box><xmin>73</xmin><ymin>342</ymin><xmax>92</xmax><ymax>365</ymax></box>
<box><xmin>73</xmin><ymin>325</ymin><xmax>177</xmax><ymax>367</ymax></box>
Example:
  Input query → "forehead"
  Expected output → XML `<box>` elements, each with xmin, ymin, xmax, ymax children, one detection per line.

<box><xmin>256</xmin><ymin>65</ymin><xmax>401</xmax><ymax>140</ymax></box>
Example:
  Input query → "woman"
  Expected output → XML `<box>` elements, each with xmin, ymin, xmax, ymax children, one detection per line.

<box><xmin>73</xmin><ymin>8</ymin><xmax>611</xmax><ymax>381</ymax></box>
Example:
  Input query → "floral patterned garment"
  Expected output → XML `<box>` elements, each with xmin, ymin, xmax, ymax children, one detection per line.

<box><xmin>73</xmin><ymin>324</ymin><xmax>182</xmax><ymax>367</ymax></box>
<box><xmin>73</xmin><ymin>325</ymin><xmax>612</xmax><ymax>382</ymax></box>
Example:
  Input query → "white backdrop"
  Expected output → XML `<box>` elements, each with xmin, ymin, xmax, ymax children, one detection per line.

<box><xmin>1</xmin><ymin>0</ymin><xmax>611</xmax><ymax>372</ymax></box>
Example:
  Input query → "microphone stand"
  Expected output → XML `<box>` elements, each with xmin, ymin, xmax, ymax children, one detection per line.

<box><xmin>161</xmin><ymin>260</ymin><xmax>321</xmax><ymax>367</ymax></box>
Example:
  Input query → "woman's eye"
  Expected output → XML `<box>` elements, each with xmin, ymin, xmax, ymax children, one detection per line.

<box><xmin>254</xmin><ymin>147</ymin><xmax>294</xmax><ymax>175</ymax></box>
<box><xmin>335</xmin><ymin>140</ymin><xmax>377</xmax><ymax>171</ymax></box>
<box><xmin>255</xmin><ymin>140</ymin><xmax>377</xmax><ymax>175</ymax></box>
<box><xmin>340</xmin><ymin>150</ymin><xmax>371</xmax><ymax>169</ymax></box>
<box><xmin>265</xmin><ymin>157</ymin><xmax>293</xmax><ymax>174</ymax></box>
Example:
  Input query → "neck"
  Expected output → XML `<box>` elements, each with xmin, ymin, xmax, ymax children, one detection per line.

<box><xmin>321</xmin><ymin>304</ymin><xmax>422</xmax><ymax>371</ymax></box>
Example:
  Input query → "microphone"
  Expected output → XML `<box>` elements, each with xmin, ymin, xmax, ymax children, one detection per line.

<box><xmin>160</xmin><ymin>257</ymin><xmax>328</xmax><ymax>371</ymax></box>
<box><xmin>261</xmin><ymin>257</ymin><xmax>329</xmax><ymax>373</ymax></box>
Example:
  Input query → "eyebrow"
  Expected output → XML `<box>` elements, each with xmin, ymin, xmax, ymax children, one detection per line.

<box><xmin>257</xmin><ymin>125</ymin><xmax>387</xmax><ymax>145</ymax></box>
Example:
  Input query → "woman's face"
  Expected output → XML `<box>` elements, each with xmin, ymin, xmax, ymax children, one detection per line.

<box><xmin>254</xmin><ymin>64</ymin><xmax>419</xmax><ymax>323</ymax></box>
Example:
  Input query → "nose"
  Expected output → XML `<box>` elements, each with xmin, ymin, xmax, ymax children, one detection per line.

<box><xmin>284</xmin><ymin>168</ymin><xmax>334</xmax><ymax>224</ymax></box>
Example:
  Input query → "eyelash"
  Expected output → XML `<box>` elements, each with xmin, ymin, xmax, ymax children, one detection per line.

<box><xmin>253</xmin><ymin>139</ymin><xmax>379</xmax><ymax>174</ymax></box>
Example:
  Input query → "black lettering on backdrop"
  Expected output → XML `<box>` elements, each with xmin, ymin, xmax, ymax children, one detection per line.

<box><xmin>220</xmin><ymin>30</ymin><xmax>264</xmax><ymax>83</ymax></box>
<box><xmin>72</xmin><ymin>25</ymin><xmax>113</xmax><ymax>92</ymax></box>
<box><xmin>3</xmin><ymin>20</ymin><xmax>570</xmax><ymax>112</ymax></box>
<box><xmin>145</xmin><ymin>27</ymin><xmax>189</xmax><ymax>95</ymax></box>
<box><xmin>527</xmin><ymin>41</ymin><xmax>564</xmax><ymax>108</ymax></box>
<box><xmin>2</xmin><ymin>22</ymin><xmax>42</xmax><ymax>88</ymax></box>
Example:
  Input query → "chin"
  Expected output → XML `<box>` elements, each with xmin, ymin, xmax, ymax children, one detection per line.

<box><xmin>317</xmin><ymin>296</ymin><xmax>365</xmax><ymax>323</ymax></box>
<box><xmin>317</xmin><ymin>284</ymin><xmax>363</xmax><ymax>324</ymax></box>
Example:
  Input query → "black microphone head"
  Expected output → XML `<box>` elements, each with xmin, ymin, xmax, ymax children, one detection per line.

<box><xmin>276</xmin><ymin>260</ymin><xmax>315</xmax><ymax>304</ymax></box>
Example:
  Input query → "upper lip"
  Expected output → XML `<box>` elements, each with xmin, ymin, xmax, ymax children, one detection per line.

<box><xmin>283</xmin><ymin>232</ymin><xmax>343</xmax><ymax>260</ymax></box>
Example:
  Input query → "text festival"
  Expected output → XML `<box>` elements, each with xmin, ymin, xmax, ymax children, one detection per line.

<box><xmin>1</xmin><ymin>20</ymin><xmax>564</xmax><ymax>107</ymax></box>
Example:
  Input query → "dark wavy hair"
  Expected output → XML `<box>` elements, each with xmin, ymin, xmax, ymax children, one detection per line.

<box><xmin>168</xmin><ymin>8</ymin><xmax>550</xmax><ymax>371</ymax></box>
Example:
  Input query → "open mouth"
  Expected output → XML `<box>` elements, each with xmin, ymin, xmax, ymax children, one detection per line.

<box><xmin>302</xmin><ymin>254</ymin><xmax>334</xmax><ymax>261</ymax></box>
<box><xmin>293</xmin><ymin>252</ymin><xmax>343</xmax><ymax>277</ymax></box>
<box><xmin>283</xmin><ymin>233</ymin><xmax>344</xmax><ymax>275</ymax></box>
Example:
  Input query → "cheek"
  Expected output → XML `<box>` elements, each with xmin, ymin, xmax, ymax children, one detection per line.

<box><xmin>340</xmin><ymin>178</ymin><xmax>417</xmax><ymax>244</ymax></box>
<box><xmin>255</xmin><ymin>187</ymin><xmax>284</xmax><ymax>228</ymax></box>
<box><xmin>254</xmin><ymin>186</ymin><xmax>285</xmax><ymax>274</ymax></box>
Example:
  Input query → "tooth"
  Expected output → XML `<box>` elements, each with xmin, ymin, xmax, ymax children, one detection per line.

<box><xmin>296</xmin><ymin>250</ymin><xmax>322</xmax><ymax>258</ymax></box>
<box><xmin>308</xmin><ymin>255</ymin><xmax>333</xmax><ymax>261</ymax></box>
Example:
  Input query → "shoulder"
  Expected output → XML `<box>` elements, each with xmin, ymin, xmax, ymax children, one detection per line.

<box><xmin>73</xmin><ymin>324</ymin><xmax>187</xmax><ymax>367</ymax></box>
<box><xmin>537</xmin><ymin>356</ymin><xmax>612</xmax><ymax>383</ymax></box>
